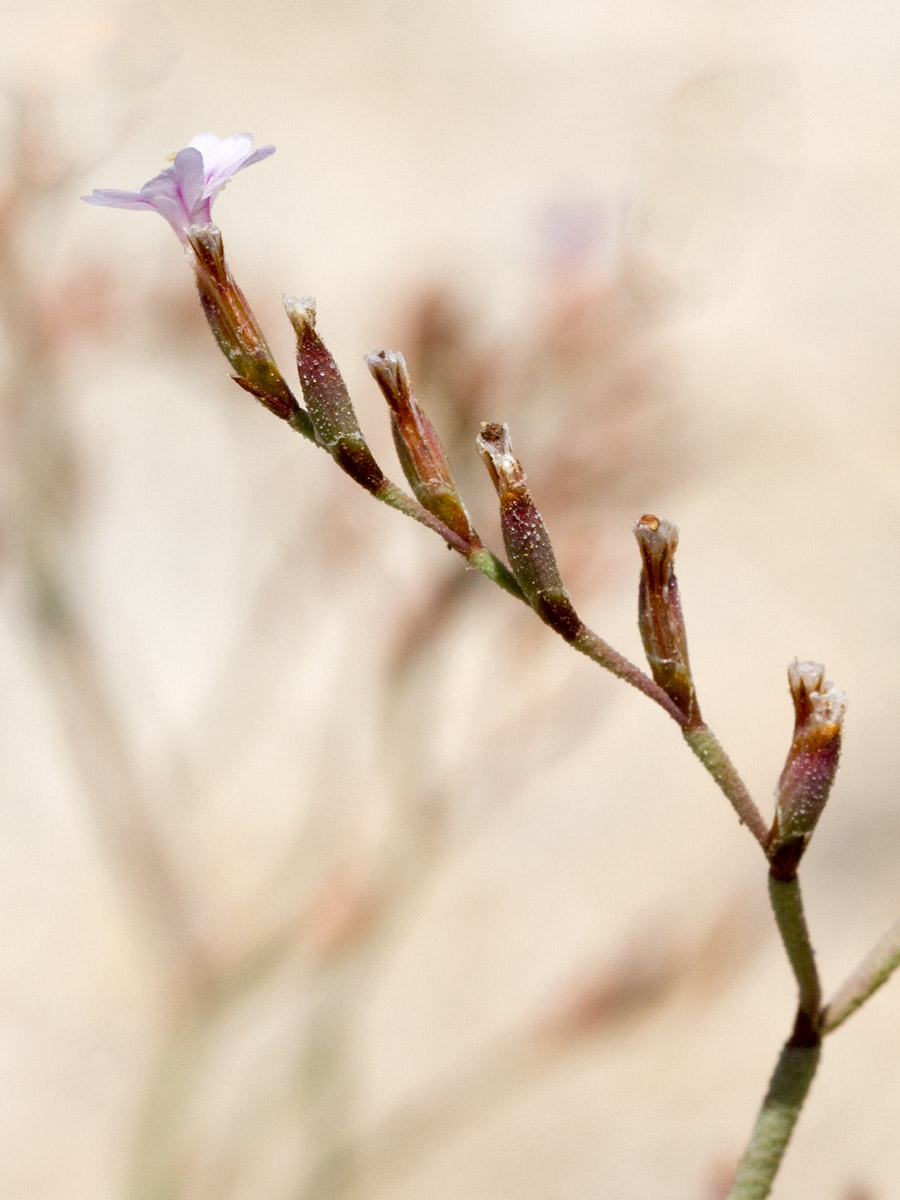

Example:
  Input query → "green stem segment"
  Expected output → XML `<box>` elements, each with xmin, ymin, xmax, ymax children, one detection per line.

<box><xmin>570</xmin><ymin>625</ymin><xmax>690</xmax><ymax>724</ymax></box>
<box><xmin>768</xmin><ymin>874</ymin><xmax>822</xmax><ymax>1022</ymax></box>
<box><xmin>683</xmin><ymin>724</ymin><xmax>770</xmax><ymax>847</ymax></box>
<box><xmin>821</xmin><ymin>914</ymin><xmax>900</xmax><ymax>1034</ymax></box>
<box><xmin>727</xmin><ymin>1030</ymin><xmax>821</xmax><ymax>1200</ymax></box>
<box><xmin>726</xmin><ymin>876</ymin><xmax>823</xmax><ymax>1200</ymax></box>
<box><xmin>376</xmin><ymin>481</ymin><xmax>525</xmax><ymax>599</ymax></box>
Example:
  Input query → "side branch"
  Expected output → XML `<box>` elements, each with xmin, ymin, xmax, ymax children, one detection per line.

<box><xmin>683</xmin><ymin>725</ymin><xmax>770</xmax><ymax>847</ymax></box>
<box><xmin>821</xmin><ymin>914</ymin><xmax>900</xmax><ymax>1035</ymax></box>
<box><xmin>570</xmin><ymin>625</ymin><xmax>690</xmax><ymax>725</ymax></box>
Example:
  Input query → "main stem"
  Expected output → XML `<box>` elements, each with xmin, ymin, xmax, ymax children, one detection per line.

<box><xmin>768</xmin><ymin>873</ymin><xmax>821</xmax><ymax>1021</ymax></box>
<box><xmin>726</xmin><ymin>873</ymin><xmax>823</xmax><ymax>1199</ymax></box>
<box><xmin>727</xmin><ymin>1019</ymin><xmax>821</xmax><ymax>1200</ymax></box>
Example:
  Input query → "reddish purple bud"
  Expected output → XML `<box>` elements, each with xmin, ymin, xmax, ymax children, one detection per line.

<box><xmin>476</xmin><ymin>422</ymin><xmax>582</xmax><ymax>639</ymax></box>
<box><xmin>366</xmin><ymin>349</ymin><xmax>480</xmax><ymax>546</ymax></box>
<box><xmin>768</xmin><ymin>659</ymin><xmax>847</xmax><ymax>879</ymax></box>
<box><xmin>187</xmin><ymin>224</ymin><xmax>299</xmax><ymax>421</ymax></box>
<box><xmin>284</xmin><ymin>297</ymin><xmax>385</xmax><ymax>493</ymax></box>
<box><xmin>633</xmin><ymin>514</ymin><xmax>699</xmax><ymax>724</ymax></box>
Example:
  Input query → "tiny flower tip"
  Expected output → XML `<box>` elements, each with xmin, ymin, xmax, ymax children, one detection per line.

<box><xmin>635</xmin><ymin>513</ymin><xmax>661</xmax><ymax>533</ymax></box>
<box><xmin>283</xmin><ymin>295</ymin><xmax>317</xmax><ymax>333</ymax></box>
<box><xmin>364</xmin><ymin>350</ymin><xmax>415</xmax><ymax>405</ymax></box>
<box><xmin>365</xmin><ymin>349</ymin><xmax>409</xmax><ymax>390</ymax></box>
<box><xmin>476</xmin><ymin>423</ymin><xmax>526</xmax><ymax>493</ymax></box>
<box><xmin>633</xmin><ymin>514</ymin><xmax>679</xmax><ymax>581</ymax></box>
<box><xmin>477</xmin><ymin>421</ymin><xmax>513</xmax><ymax>457</ymax></box>
<box><xmin>788</xmin><ymin>658</ymin><xmax>825</xmax><ymax>696</ymax></box>
<box><xmin>788</xmin><ymin>658</ymin><xmax>847</xmax><ymax>730</ymax></box>
<box><xmin>633</xmin><ymin>513</ymin><xmax>678</xmax><ymax>544</ymax></box>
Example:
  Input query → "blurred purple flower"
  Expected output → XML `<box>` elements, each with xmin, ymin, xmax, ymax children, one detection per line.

<box><xmin>81</xmin><ymin>133</ymin><xmax>275</xmax><ymax>242</ymax></box>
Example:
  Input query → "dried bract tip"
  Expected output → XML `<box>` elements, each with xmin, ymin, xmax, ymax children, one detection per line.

<box><xmin>284</xmin><ymin>294</ymin><xmax>317</xmax><ymax>333</ymax></box>
<box><xmin>632</xmin><ymin>514</ymin><xmax>698</xmax><ymax>723</ymax></box>
<box><xmin>284</xmin><ymin>296</ymin><xmax>385</xmax><ymax>492</ymax></box>
<box><xmin>769</xmin><ymin>658</ymin><xmax>847</xmax><ymax>879</ymax></box>
<box><xmin>476</xmin><ymin>422</ymin><xmax>527</xmax><ymax>495</ymax></box>
<box><xmin>476</xmin><ymin>422</ymin><xmax>581</xmax><ymax>639</ymax></box>
<box><xmin>367</xmin><ymin>350</ymin><xmax>479</xmax><ymax>545</ymax></box>
<box><xmin>365</xmin><ymin>349</ymin><xmax>410</xmax><ymax>404</ymax></box>
<box><xmin>186</xmin><ymin>224</ymin><xmax>299</xmax><ymax>420</ymax></box>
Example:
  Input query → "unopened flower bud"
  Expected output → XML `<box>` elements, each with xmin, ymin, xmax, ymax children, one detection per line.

<box><xmin>633</xmin><ymin>514</ymin><xmax>698</xmax><ymax>724</ymax></box>
<box><xmin>284</xmin><ymin>297</ymin><xmax>385</xmax><ymax>493</ymax></box>
<box><xmin>768</xmin><ymin>659</ymin><xmax>847</xmax><ymax>879</ymax></box>
<box><xmin>476</xmin><ymin>422</ymin><xmax>582</xmax><ymax>639</ymax></box>
<box><xmin>186</xmin><ymin>225</ymin><xmax>299</xmax><ymax>421</ymax></box>
<box><xmin>366</xmin><ymin>350</ymin><xmax>480</xmax><ymax>546</ymax></box>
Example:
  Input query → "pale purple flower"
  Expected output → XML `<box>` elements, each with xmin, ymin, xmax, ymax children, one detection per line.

<box><xmin>81</xmin><ymin>133</ymin><xmax>275</xmax><ymax>242</ymax></box>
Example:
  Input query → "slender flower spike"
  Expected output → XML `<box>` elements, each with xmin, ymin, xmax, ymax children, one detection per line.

<box><xmin>633</xmin><ymin>514</ymin><xmax>699</xmax><ymax>724</ymax></box>
<box><xmin>476</xmin><ymin>422</ymin><xmax>582</xmax><ymax>639</ymax></box>
<box><xmin>284</xmin><ymin>297</ymin><xmax>385</xmax><ymax>493</ymax></box>
<box><xmin>366</xmin><ymin>350</ymin><xmax>480</xmax><ymax>546</ymax></box>
<box><xmin>768</xmin><ymin>659</ymin><xmax>847</xmax><ymax>880</ymax></box>
<box><xmin>82</xmin><ymin>133</ymin><xmax>275</xmax><ymax>243</ymax></box>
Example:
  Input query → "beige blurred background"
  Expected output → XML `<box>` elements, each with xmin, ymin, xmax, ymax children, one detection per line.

<box><xmin>2</xmin><ymin>1</ymin><xmax>900</xmax><ymax>1197</ymax></box>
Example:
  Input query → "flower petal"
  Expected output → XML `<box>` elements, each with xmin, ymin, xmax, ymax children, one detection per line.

<box><xmin>189</xmin><ymin>132</ymin><xmax>276</xmax><ymax>198</ymax></box>
<box><xmin>81</xmin><ymin>187</ymin><xmax>156</xmax><ymax>210</ymax></box>
<box><xmin>81</xmin><ymin>134</ymin><xmax>275</xmax><ymax>240</ymax></box>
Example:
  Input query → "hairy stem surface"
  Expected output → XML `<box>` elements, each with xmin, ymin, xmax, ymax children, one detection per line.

<box><xmin>768</xmin><ymin>874</ymin><xmax>821</xmax><ymax>1022</ymax></box>
<box><xmin>822</xmin><ymin>914</ymin><xmax>900</xmax><ymax>1034</ymax></box>
<box><xmin>727</xmin><ymin>1027</ymin><xmax>821</xmax><ymax>1200</ymax></box>
<box><xmin>683</xmin><ymin>724</ymin><xmax>770</xmax><ymax>847</ymax></box>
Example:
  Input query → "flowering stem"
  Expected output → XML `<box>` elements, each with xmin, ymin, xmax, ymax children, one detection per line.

<box><xmin>465</xmin><ymin>545</ymin><xmax>526</xmax><ymax>599</ymax></box>
<box><xmin>768</xmin><ymin>873</ymin><xmax>822</xmax><ymax>1021</ymax></box>
<box><xmin>287</xmin><ymin>408</ymin><xmax>524</xmax><ymax>599</ymax></box>
<box><xmin>571</xmin><ymin>628</ymin><xmax>770</xmax><ymax>850</ymax></box>
<box><xmin>821</xmin><ymin>914</ymin><xmax>900</xmax><ymax>1034</ymax></box>
<box><xmin>682</xmin><ymin>724</ymin><xmax>770</xmax><ymax>847</ymax></box>
<box><xmin>570</xmin><ymin>626</ymin><xmax>689</xmax><ymax>723</ymax></box>
<box><xmin>293</xmin><ymin>395</ymin><xmax>769</xmax><ymax>846</ymax></box>
<box><xmin>726</xmin><ymin>1022</ymin><xmax>821</xmax><ymax>1200</ymax></box>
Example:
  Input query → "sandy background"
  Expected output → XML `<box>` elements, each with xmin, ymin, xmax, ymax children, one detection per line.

<box><xmin>2</xmin><ymin>0</ymin><xmax>900</xmax><ymax>1197</ymax></box>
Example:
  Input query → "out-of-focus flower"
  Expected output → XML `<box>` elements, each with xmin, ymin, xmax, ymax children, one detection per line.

<box><xmin>81</xmin><ymin>133</ymin><xmax>275</xmax><ymax>241</ymax></box>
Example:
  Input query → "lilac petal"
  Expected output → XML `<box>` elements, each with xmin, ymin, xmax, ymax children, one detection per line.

<box><xmin>167</xmin><ymin>147</ymin><xmax>207</xmax><ymax>218</ymax></box>
<box><xmin>189</xmin><ymin>133</ymin><xmax>276</xmax><ymax>197</ymax></box>
<box><xmin>82</xmin><ymin>133</ymin><xmax>275</xmax><ymax>240</ymax></box>
<box><xmin>81</xmin><ymin>188</ymin><xmax>156</xmax><ymax>210</ymax></box>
